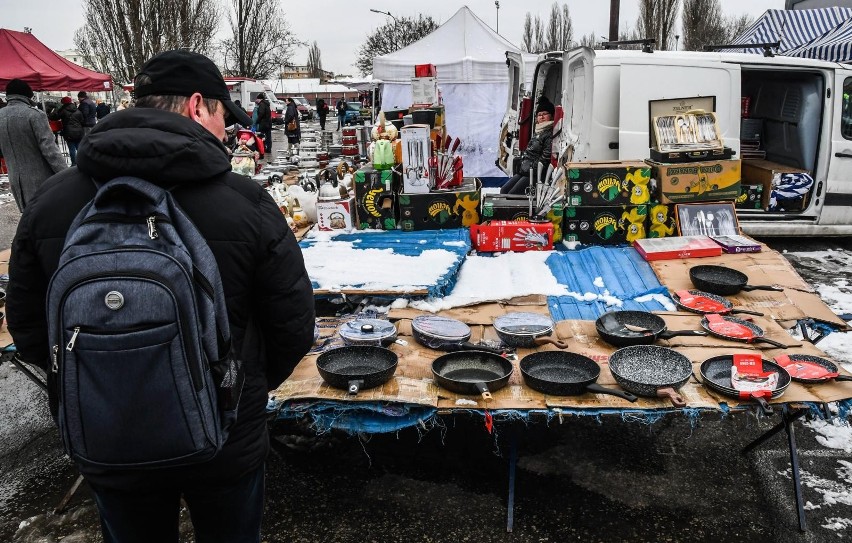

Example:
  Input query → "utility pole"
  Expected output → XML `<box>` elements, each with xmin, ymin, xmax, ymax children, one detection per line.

<box><xmin>609</xmin><ymin>0</ymin><xmax>620</xmax><ymax>42</ymax></box>
<box><xmin>495</xmin><ymin>1</ymin><xmax>500</xmax><ymax>34</ymax></box>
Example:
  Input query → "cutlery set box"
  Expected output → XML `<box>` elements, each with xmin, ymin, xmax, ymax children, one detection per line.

<box><xmin>647</xmin><ymin>159</ymin><xmax>742</xmax><ymax>204</ymax></box>
<box><xmin>633</xmin><ymin>235</ymin><xmax>723</xmax><ymax>261</ymax></box>
<box><xmin>470</xmin><ymin>220</ymin><xmax>554</xmax><ymax>253</ymax></box>
<box><xmin>651</xmin><ymin>111</ymin><xmax>723</xmax><ymax>154</ymax></box>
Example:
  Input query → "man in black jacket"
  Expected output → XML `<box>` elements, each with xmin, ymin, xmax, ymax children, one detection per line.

<box><xmin>254</xmin><ymin>92</ymin><xmax>272</xmax><ymax>154</ymax></box>
<box><xmin>7</xmin><ymin>50</ymin><xmax>316</xmax><ymax>543</ymax></box>
<box><xmin>77</xmin><ymin>91</ymin><xmax>97</xmax><ymax>133</ymax></box>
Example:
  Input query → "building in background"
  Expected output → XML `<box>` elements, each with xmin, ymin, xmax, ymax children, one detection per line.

<box><xmin>55</xmin><ymin>49</ymin><xmax>96</xmax><ymax>70</ymax></box>
<box><xmin>279</xmin><ymin>65</ymin><xmax>334</xmax><ymax>83</ymax></box>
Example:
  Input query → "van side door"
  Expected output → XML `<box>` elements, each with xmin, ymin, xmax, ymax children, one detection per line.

<box><xmin>498</xmin><ymin>52</ymin><xmax>525</xmax><ymax>175</ymax></box>
<box><xmin>820</xmin><ymin>69</ymin><xmax>852</xmax><ymax>225</ymax></box>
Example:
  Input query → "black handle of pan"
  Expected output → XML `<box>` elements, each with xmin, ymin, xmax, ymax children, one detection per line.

<box><xmin>448</xmin><ymin>342</ymin><xmax>506</xmax><ymax>356</ymax></box>
<box><xmin>730</xmin><ymin>308</ymin><xmax>765</xmax><ymax>317</ymax></box>
<box><xmin>584</xmin><ymin>383</ymin><xmax>638</xmax><ymax>402</ymax></box>
<box><xmin>657</xmin><ymin>329</ymin><xmax>708</xmax><ymax>340</ymax></box>
<box><xmin>833</xmin><ymin>375</ymin><xmax>852</xmax><ymax>382</ymax></box>
<box><xmin>348</xmin><ymin>379</ymin><xmax>364</xmax><ymax>395</ymax></box>
<box><xmin>753</xmin><ymin>337</ymin><xmax>789</xmax><ymax>349</ymax></box>
<box><xmin>741</xmin><ymin>284</ymin><xmax>784</xmax><ymax>292</ymax></box>
<box><xmin>475</xmin><ymin>382</ymin><xmax>492</xmax><ymax>401</ymax></box>
<box><xmin>752</xmin><ymin>394</ymin><xmax>774</xmax><ymax>416</ymax></box>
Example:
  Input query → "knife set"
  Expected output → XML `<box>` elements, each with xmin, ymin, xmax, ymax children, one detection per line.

<box><xmin>400</xmin><ymin>124</ymin><xmax>463</xmax><ymax>194</ymax></box>
<box><xmin>652</xmin><ymin>111</ymin><xmax>721</xmax><ymax>153</ymax></box>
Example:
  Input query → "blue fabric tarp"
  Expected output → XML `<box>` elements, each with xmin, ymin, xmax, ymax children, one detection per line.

<box><xmin>731</xmin><ymin>8</ymin><xmax>852</xmax><ymax>58</ymax></box>
<box><xmin>545</xmin><ymin>246</ymin><xmax>671</xmax><ymax>320</ymax></box>
<box><xmin>299</xmin><ymin>229</ymin><xmax>471</xmax><ymax>298</ymax></box>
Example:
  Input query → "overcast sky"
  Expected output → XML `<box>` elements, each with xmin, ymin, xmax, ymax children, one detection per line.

<box><xmin>2</xmin><ymin>0</ymin><xmax>784</xmax><ymax>77</ymax></box>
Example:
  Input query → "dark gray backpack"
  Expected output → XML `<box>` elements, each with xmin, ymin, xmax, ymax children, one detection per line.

<box><xmin>46</xmin><ymin>177</ymin><xmax>244</xmax><ymax>469</ymax></box>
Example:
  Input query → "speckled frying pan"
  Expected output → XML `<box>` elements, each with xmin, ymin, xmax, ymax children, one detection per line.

<box><xmin>316</xmin><ymin>346</ymin><xmax>398</xmax><ymax>395</ymax></box>
<box><xmin>700</xmin><ymin>355</ymin><xmax>790</xmax><ymax>416</ymax></box>
<box><xmin>520</xmin><ymin>351</ymin><xmax>637</xmax><ymax>401</ymax></box>
<box><xmin>671</xmin><ymin>289</ymin><xmax>764</xmax><ymax>317</ymax></box>
<box><xmin>774</xmin><ymin>354</ymin><xmax>852</xmax><ymax>384</ymax></box>
<box><xmin>700</xmin><ymin>314</ymin><xmax>789</xmax><ymax>349</ymax></box>
<box><xmin>607</xmin><ymin>345</ymin><xmax>693</xmax><ymax>407</ymax></box>
<box><xmin>689</xmin><ymin>265</ymin><xmax>784</xmax><ymax>296</ymax></box>
<box><xmin>595</xmin><ymin>310</ymin><xmax>707</xmax><ymax>347</ymax></box>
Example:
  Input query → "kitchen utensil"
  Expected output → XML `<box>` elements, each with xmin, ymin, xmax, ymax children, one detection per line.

<box><xmin>316</xmin><ymin>346</ymin><xmax>398</xmax><ymax>395</ymax></box>
<box><xmin>411</xmin><ymin>315</ymin><xmax>506</xmax><ymax>355</ymax></box>
<box><xmin>700</xmin><ymin>355</ymin><xmax>790</xmax><ymax>416</ymax></box>
<box><xmin>431</xmin><ymin>350</ymin><xmax>514</xmax><ymax>400</ymax></box>
<box><xmin>492</xmin><ymin>312</ymin><xmax>570</xmax><ymax>349</ymax></box>
<box><xmin>338</xmin><ymin>318</ymin><xmax>398</xmax><ymax>347</ymax></box>
<box><xmin>671</xmin><ymin>289</ymin><xmax>764</xmax><ymax>317</ymax></box>
<box><xmin>520</xmin><ymin>351</ymin><xmax>637</xmax><ymax>401</ymax></box>
<box><xmin>595</xmin><ymin>310</ymin><xmax>707</xmax><ymax>348</ymax></box>
<box><xmin>608</xmin><ymin>345</ymin><xmax>692</xmax><ymax>407</ymax></box>
<box><xmin>690</xmin><ymin>265</ymin><xmax>784</xmax><ymax>296</ymax></box>
<box><xmin>700</xmin><ymin>314</ymin><xmax>789</xmax><ymax>349</ymax></box>
<box><xmin>774</xmin><ymin>354</ymin><xmax>852</xmax><ymax>384</ymax></box>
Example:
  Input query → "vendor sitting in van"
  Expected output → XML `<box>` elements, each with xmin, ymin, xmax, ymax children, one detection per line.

<box><xmin>500</xmin><ymin>96</ymin><xmax>555</xmax><ymax>195</ymax></box>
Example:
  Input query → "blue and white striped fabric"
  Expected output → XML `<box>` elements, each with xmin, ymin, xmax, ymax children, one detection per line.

<box><xmin>770</xmin><ymin>173</ymin><xmax>814</xmax><ymax>210</ymax></box>
<box><xmin>730</xmin><ymin>8</ymin><xmax>852</xmax><ymax>56</ymax></box>
<box><xmin>787</xmin><ymin>17</ymin><xmax>852</xmax><ymax>62</ymax></box>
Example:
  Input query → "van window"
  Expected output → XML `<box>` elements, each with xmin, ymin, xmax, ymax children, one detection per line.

<box><xmin>842</xmin><ymin>77</ymin><xmax>852</xmax><ymax>140</ymax></box>
<box><xmin>511</xmin><ymin>65</ymin><xmax>520</xmax><ymax>110</ymax></box>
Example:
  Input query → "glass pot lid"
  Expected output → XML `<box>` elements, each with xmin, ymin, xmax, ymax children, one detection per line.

<box><xmin>411</xmin><ymin>315</ymin><xmax>472</xmax><ymax>342</ymax></box>
<box><xmin>493</xmin><ymin>312</ymin><xmax>554</xmax><ymax>336</ymax></box>
<box><xmin>339</xmin><ymin>318</ymin><xmax>397</xmax><ymax>342</ymax></box>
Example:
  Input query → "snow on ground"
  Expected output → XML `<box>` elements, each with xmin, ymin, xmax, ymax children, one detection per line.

<box><xmin>805</xmin><ymin>419</ymin><xmax>852</xmax><ymax>453</ymax></box>
<box><xmin>791</xmin><ymin>460</ymin><xmax>852</xmax><ymax>536</ymax></box>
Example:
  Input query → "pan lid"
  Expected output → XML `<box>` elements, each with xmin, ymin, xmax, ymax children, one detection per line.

<box><xmin>493</xmin><ymin>312</ymin><xmax>554</xmax><ymax>336</ymax></box>
<box><xmin>339</xmin><ymin>318</ymin><xmax>397</xmax><ymax>343</ymax></box>
<box><xmin>411</xmin><ymin>315</ymin><xmax>471</xmax><ymax>342</ymax></box>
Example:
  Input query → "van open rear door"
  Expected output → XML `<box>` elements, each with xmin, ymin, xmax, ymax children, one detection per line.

<box><xmin>559</xmin><ymin>47</ymin><xmax>595</xmax><ymax>162</ymax></box>
<box><xmin>498</xmin><ymin>51</ymin><xmax>526</xmax><ymax>175</ymax></box>
<box><xmin>821</xmin><ymin>68</ymin><xmax>852</xmax><ymax>225</ymax></box>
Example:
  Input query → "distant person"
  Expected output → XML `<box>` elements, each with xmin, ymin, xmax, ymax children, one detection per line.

<box><xmin>77</xmin><ymin>91</ymin><xmax>97</xmax><ymax>132</ymax></box>
<box><xmin>336</xmin><ymin>98</ymin><xmax>347</xmax><ymax>131</ymax></box>
<box><xmin>234</xmin><ymin>99</ymin><xmax>242</xmax><ymax>111</ymax></box>
<box><xmin>284</xmin><ymin>97</ymin><xmax>301</xmax><ymax>153</ymax></box>
<box><xmin>255</xmin><ymin>92</ymin><xmax>272</xmax><ymax>154</ymax></box>
<box><xmin>316</xmin><ymin>98</ymin><xmax>329</xmax><ymax>130</ymax></box>
<box><xmin>0</xmin><ymin>79</ymin><xmax>67</xmax><ymax>211</ymax></box>
<box><xmin>500</xmin><ymin>96</ymin><xmax>555</xmax><ymax>195</ymax></box>
<box><xmin>116</xmin><ymin>98</ymin><xmax>129</xmax><ymax>111</ymax></box>
<box><xmin>95</xmin><ymin>99</ymin><xmax>110</xmax><ymax>120</ymax></box>
<box><xmin>50</xmin><ymin>96</ymin><xmax>85</xmax><ymax>165</ymax></box>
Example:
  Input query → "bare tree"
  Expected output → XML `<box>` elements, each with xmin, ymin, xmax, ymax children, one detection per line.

<box><xmin>355</xmin><ymin>15</ymin><xmax>438</xmax><ymax>76</ymax></box>
<box><xmin>636</xmin><ymin>0</ymin><xmax>681</xmax><ymax>51</ymax></box>
<box><xmin>219</xmin><ymin>0</ymin><xmax>302</xmax><ymax>79</ymax></box>
<box><xmin>725</xmin><ymin>13</ymin><xmax>754</xmax><ymax>43</ymax></box>
<box><xmin>682</xmin><ymin>0</ymin><xmax>725</xmax><ymax>51</ymax></box>
<box><xmin>546</xmin><ymin>3</ymin><xmax>561</xmax><ymax>52</ymax></box>
<box><xmin>307</xmin><ymin>41</ymin><xmax>323</xmax><ymax>78</ymax></box>
<box><xmin>74</xmin><ymin>0</ymin><xmax>218</xmax><ymax>84</ymax></box>
<box><xmin>559</xmin><ymin>4</ymin><xmax>574</xmax><ymax>51</ymax></box>
<box><xmin>534</xmin><ymin>15</ymin><xmax>546</xmax><ymax>53</ymax></box>
<box><xmin>522</xmin><ymin>13</ymin><xmax>534</xmax><ymax>52</ymax></box>
<box><xmin>579</xmin><ymin>32</ymin><xmax>599</xmax><ymax>50</ymax></box>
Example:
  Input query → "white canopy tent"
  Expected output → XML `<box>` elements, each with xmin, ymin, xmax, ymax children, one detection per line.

<box><xmin>372</xmin><ymin>6</ymin><xmax>522</xmax><ymax>178</ymax></box>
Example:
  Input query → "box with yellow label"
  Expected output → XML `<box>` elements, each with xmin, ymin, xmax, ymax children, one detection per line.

<box><xmin>649</xmin><ymin>159</ymin><xmax>741</xmax><ymax>204</ymax></box>
<box><xmin>566</xmin><ymin>161</ymin><xmax>653</xmax><ymax>206</ymax></box>
<box><xmin>564</xmin><ymin>205</ymin><xmax>648</xmax><ymax>245</ymax></box>
<box><xmin>397</xmin><ymin>178</ymin><xmax>481</xmax><ymax>231</ymax></box>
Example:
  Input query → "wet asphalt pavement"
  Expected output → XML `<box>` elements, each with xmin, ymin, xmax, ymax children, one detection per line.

<box><xmin>1</xmin><ymin>129</ymin><xmax>851</xmax><ymax>542</ymax></box>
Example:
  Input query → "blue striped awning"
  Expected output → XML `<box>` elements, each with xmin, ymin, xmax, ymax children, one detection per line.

<box><xmin>787</xmin><ymin>17</ymin><xmax>852</xmax><ymax>62</ymax></box>
<box><xmin>730</xmin><ymin>8</ymin><xmax>852</xmax><ymax>56</ymax></box>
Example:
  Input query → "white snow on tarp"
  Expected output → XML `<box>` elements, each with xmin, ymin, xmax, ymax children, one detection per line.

<box><xmin>301</xmin><ymin>241</ymin><xmax>459</xmax><ymax>293</ymax></box>
<box><xmin>634</xmin><ymin>293</ymin><xmax>677</xmax><ymax>312</ymax></box>
<box><xmin>408</xmin><ymin>251</ymin><xmax>570</xmax><ymax>312</ymax></box>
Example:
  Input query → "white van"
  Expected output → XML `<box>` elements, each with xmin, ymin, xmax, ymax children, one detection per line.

<box><xmin>225</xmin><ymin>78</ymin><xmax>283</xmax><ymax>122</ymax></box>
<box><xmin>499</xmin><ymin>48</ymin><xmax>852</xmax><ymax>236</ymax></box>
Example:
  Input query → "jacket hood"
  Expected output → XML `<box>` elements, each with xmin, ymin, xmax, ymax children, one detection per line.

<box><xmin>76</xmin><ymin>107</ymin><xmax>231</xmax><ymax>185</ymax></box>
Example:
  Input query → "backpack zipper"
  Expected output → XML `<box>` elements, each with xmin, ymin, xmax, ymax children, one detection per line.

<box><xmin>80</xmin><ymin>213</ymin><xmax>170</xmax><ymax>240</ymax></box>
<box><xmin>64</xmin><ymin>323</ymin><xmax>172</xmax><ymax>351</ymax></box>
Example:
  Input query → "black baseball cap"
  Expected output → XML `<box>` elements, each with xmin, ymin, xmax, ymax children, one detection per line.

<box><xmin>134</xmin><ymin>49</ymin><xmax>252</xmax><ymax>127</ymax></box>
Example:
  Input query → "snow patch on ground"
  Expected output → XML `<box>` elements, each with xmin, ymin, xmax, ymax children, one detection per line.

<box><xmin>804</xmin><ymin>419</ymin><xmax>852</xmax><ymax>453</ymax></box>
<box><xmin>812</xmin><ymin>332</ymin><xmax>852</xmax><ymax>367</ymax></box>
<box><xmin>781</xmin><ymin>460</ymin><xmax>852</xmax><ymax>517</ymax></box>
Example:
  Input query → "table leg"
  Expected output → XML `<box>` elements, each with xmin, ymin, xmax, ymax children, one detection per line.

<box><xmin>507</xmin><ymin>433</ymin><xmax>517</xmax><ymax>533</ymax></box>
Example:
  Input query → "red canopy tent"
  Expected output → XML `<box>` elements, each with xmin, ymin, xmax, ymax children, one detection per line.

<box><xmin>0</xmin><ymin>28</ymin><xmax>112</xmax><ymax>91</ymax></box>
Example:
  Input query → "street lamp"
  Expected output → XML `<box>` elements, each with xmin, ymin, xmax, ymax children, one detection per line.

<box><xmin>495</xmin><ymin>1</ymin><xmax>500</xmax><ymax>34</ymax></box>
<box><xmin>369</xmin><ymin>8</ymin><xmax>400</xmax><ymax>50</ymax></box>
<box><xmin>369</xmin><ymin>8</ymin><xmax>399</xmax><ymax>26</ymax></box>
<box><xmin>675</xmin><ymin>35</ymin><xmax>680</xmax><ymax>50</ymax></box>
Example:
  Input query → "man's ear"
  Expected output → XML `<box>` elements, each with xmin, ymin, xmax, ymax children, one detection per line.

<box><xmin>186</xmin><ymin>93</ymin><xmax>205</xmax><ymax>122</ymax></box>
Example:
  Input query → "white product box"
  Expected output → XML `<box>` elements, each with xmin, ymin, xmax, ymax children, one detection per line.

<box><xmin>316</xmin><ymin>197</ymin><xmax>355</xmax><ymax>231</ymax></box>
<box><xmin>400</xmin><ymin>124</ymin><xmax>431</xmax><ymax>194</ymax></box>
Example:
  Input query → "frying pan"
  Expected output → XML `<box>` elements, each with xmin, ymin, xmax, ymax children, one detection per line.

<box><xmin>338</xmin><ymin>318</ymin><xmax>398</xmax><ymax>347</ymax></box>
<box><xmin>608</xmin><ymin>345</ymin><xmax>693</xmax><ymax>407</ymax></box>
<box><xmin>671</xmin><ymin>289</ymin><xmax>764</xmax><ymax>317</ymax></box>
<box><xmin>520</xmin><ymin>351</ymin><xmax>637</xmax><ymax>401</ymax></box>
<box><xmin>595</xmin><ymin>310</ymin><xmax>706</xmax><ymax>347</ymax></box>
<box><xmin>773</xmin><ymin>354</ymin><xmax>852</xmax><ymax>384</ymax></box>
<box><xmin>493</xmin><ymin>312</ymin><xmax>570</xmax><ymax>349</ymax></box>
<box><xmin>690</xmin><ymin>265</ymin><xmax>784</xmax><ymax>296</ymax></box>
<box><xmin>410</xmin><ymin>315</ymin><xmax>506</xmax><ymax>356</ymax></box>
<box><xmin>431</xmin><ymin>350</ymin><xmax>514</xmax><ymax>400</ymax></box>
<box><xmin>700</xmin><ymin>314</ymin><xmax>789</xmax><ymax>349</ymax></box>
<box><xmin>316</xmin><ymin>346</ymin><xmax>399</xmax><ymax>395</ymax></box>
<box><xmin>700</xmin><ymin>355</ymin><xmax>790</xmax><ymax>416</ymax></box>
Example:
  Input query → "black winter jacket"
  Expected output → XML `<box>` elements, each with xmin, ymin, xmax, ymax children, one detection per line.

<box><xmin>50</xmin><ymin>103</ymin><xmax>84</xmax><ymax>142</ymax></box>
<box><xmin>255</xmin><ymin>99</ymin><xmax>272</xmax><ymax>131</ymax></box>
<box><xmin>7</xmin><ymin>107</ymin><xmax>316</xmax><ymax>489</ymax></box>
<box><xmin>520</xmin><ymin>125</ymin><xmax>554</xmax><ymax>174</ymax></box>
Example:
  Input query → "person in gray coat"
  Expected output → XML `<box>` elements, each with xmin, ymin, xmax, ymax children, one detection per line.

<box><xmin>0</xmin><ymin>79</ymin><xmax>67</xmax><ymax>211</ymax></box>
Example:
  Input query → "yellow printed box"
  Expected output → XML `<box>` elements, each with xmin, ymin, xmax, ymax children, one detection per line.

<box><xmin>397</xmin><ymin>178</ymin><xmax>481</xmax><ymax>231</ymax></box>
<box><xmin>649</xmin><ymin>159</ymin><xmax>741</xmax><ymax>204</ymax></box>
<box><xmin>566</xmin><ymin>161</ymin><xmax>653</xmax><ymax>206</ymax></box>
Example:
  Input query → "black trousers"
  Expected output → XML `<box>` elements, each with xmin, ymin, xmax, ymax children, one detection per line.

<box><xmin>500</xmin><ymin>174</ymin><xmax>530</xmax><ymax>195</ymax></box>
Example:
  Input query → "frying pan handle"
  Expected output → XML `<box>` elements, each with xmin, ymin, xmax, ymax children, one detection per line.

<box><xmin>348</xmin><ymin>379</ymin><xmax>364</xmax><ymax>395</ymax></box>
<box><xmin>534</xmin><ymin>337</ymin><xmax>570</xmax><ymax>349</ymax></box>
<box><xmin>475</xmin><ymin>382</ymin><xmax>492</xmax><ymax>401</ymax></box>
<box><xmin>741</xmin><ymin>284</ymin><xmax>784</xmax><ymax>292</ymax></box>
<box><xmin>754</xmin><ymin>337</ymin><xmax>789</xmax><ymax>349</ymax></box>
<box><xmin>656</xmin><ymin>387</ymin><xmax>686</xmax><ymax>408</ymax></box>
<box><xmin>833</xmin><ymin>375</ymin><xmax>852</xmax><ymax>382</ymax></box>
<box><xmin>658</xmin><ymin>330</ymin><xmax>708</xmax><ymax>339</ymax></box>
<box><xmin>753</xmin><ymin>395</ymin><xmax>774</xmax><ymax>416</ymax></box>
<box><xmin>458</xmin><ymin>342</ymin><xmax>506</xmax><ymax>356</ymax></box>
<box><xmin>731</xmin><ymin>308</ymin><xmax>765</xmax><ymax>317</ymax></box>
<box><xmin>585</xmin><ymin>383</ymin><xmax>638</xmax><ymax>402</ymax></box>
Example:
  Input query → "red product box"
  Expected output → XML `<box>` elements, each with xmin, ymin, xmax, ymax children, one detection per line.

<box><xmin>470</xmin><ymin>221</ymin><xmax>554</xmax><ymax>253</ymax></box>
<box><xmin>632</xmin><ymin>235</ymin><xmax>722</xmax><ymax>261</ymax></box>
<box><xmin>415</xmin><ymin>64</ymin><xmax>437</xmax><ymax>77</ymax></box>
